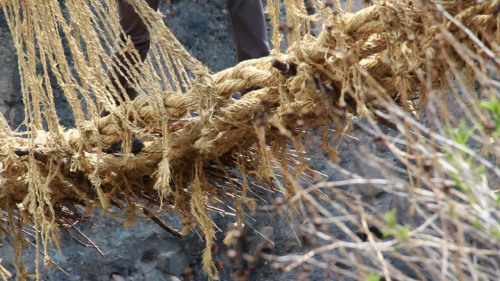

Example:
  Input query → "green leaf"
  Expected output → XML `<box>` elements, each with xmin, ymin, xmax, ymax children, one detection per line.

<box><xmin>472</xmin><ymin>220</ymin><xmax>483</xmax><ymax>231</ymax></box>
<box><xmin>396</xmin><ymin>225</ymin><xmax>410</xmax><ymax>241</ymax></box>
<box><xmin>366</xmin><ymin>272</ymin><xmax>382</xmax><ymax>281</ymax></box>
<box><xmin>479</xmin><ymin>96</ymin><xmax>500</xmax><ymax>118</ymax></box>
<box><xmin>382</xmin><ymin>231</ymin><xmax>392</xmax><ymax>239</ymax></box>
<box><xmin>479</xmin><ymin>97</ymin><xmax>500</xmax><ymax>136</ymax></box>
<box><xmin>491</xmin><ymin>228</ymin><xmax>500</xmax><ymax>239</ymax></box>
<box><xmin>474</xmin><ymin>164</ymin><xmax>486</xmax><ymax>176</ymax></box>
<box><xmin>452</xmin><ymin>178</ymin><xmax>468</xmax><ymax>191</ymax></box>
<box><xmin>385</xmin><ymin>209</ymin><xmax>397</xmax><ymax>228</ymax></box>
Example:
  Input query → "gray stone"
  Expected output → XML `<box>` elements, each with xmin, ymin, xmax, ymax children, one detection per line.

<box><xmin>183</xmin><ymin>11</ymin><xmax>209</xmax><ymax>36</ymax></box>
<box><xmin>156</xmin><ymin>251</ymin><xmax>188</xmax><ymax>276</ymax></box>
<box><xmin>110</xmin><ymin>274</ymin><xmax>126</xmax><ymax>281</ymax></box>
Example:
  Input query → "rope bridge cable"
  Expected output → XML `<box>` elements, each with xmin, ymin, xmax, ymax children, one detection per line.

<box><xmin>1</xmin><ymin>0</ymin><xmax>499</xmax><ymax>279</ymax></box>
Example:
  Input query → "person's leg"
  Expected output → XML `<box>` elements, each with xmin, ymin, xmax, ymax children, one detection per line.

<box><xmin>107</xmin><ymin>0</ymin><xmax>161</xmax><ymax>105</ymax></box>
<box><xmin>102</xmin><ymin>0</ymin><xmax>160</xmax><ymax>153</ymax></box>
<box><xmin>227</xmin><ymin>0</ymin><xmax>270</xmax><ymax>62</ymax></box>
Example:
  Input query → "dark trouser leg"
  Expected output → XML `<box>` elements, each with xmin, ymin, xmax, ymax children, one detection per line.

<box><xmin>101</xmin><ymin>0</ymin><xmax>159</xmax><ymax>154</ymax></box>
<box><xmin>102</xmin><ymin>0</ymin><xmax>160</xmax><ymax>116</ymax></box>
<box><xmin>227</xmin><ymin>0</ymin><xmax>270</xmax><ymax>62</ymax></box>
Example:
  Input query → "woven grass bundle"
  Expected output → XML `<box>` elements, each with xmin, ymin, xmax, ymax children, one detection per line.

<box><xmin>1</xmin><ymin>0</ymin><xmax>500</xmax><ymax>279</ymax></box>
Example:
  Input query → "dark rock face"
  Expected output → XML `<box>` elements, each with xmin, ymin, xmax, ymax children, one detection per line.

<box><xmin>0</xmin><ymin>14</ymin><xmax>23</xmax><ymax>130</ymax></box>
<box><xmin>164</xmin><ymin>1</ymin><xmax>237</xmax><ymax>72</ymax></box>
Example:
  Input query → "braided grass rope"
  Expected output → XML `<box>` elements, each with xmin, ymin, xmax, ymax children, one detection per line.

<box><xmin>1</xmin><ymin>0</ymin><xmax>500</xmax><ymax>279</ymax></box>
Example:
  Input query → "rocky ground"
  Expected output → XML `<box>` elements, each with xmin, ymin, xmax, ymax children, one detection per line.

<box><xmin>0</xmin><ymin>1</ymin><xmax>385</xmax><ymax>281</ymax></box>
